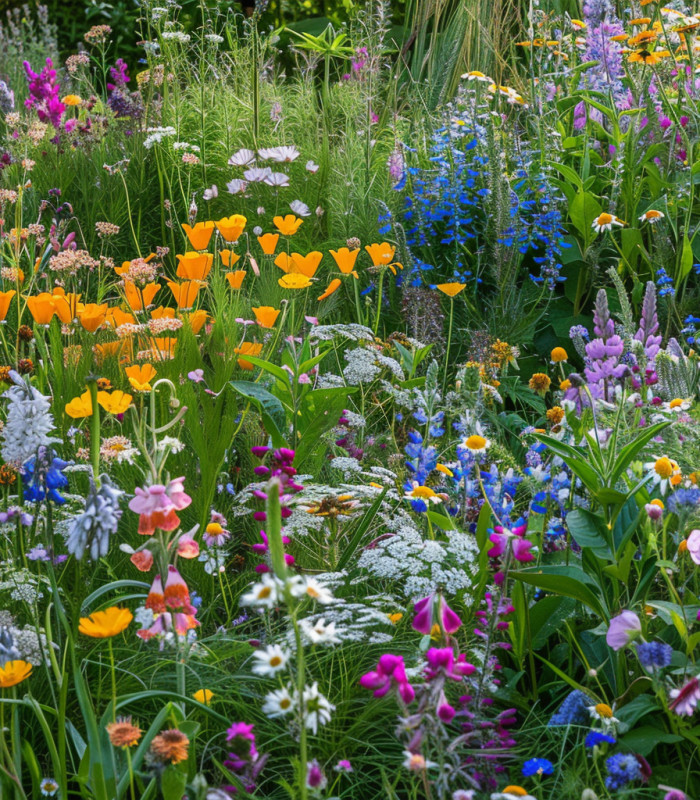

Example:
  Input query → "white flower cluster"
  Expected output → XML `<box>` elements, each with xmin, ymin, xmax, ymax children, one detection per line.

<box><xmin>1</xmin><ymin>371</ymin><xmax>58</xmax><ymax>465</ymax></box>
<box><xmin>342</xmin><ymin>346</ymin><xmax>405</xmax><ymax>386</ymax></box>
<box><xmin>161</xmin><ymin>31</ymin><xmax>191</xmax><ymax>43</ymax></box>
<box><xmin>143</xmin><ymin>126</ymin><xmax>177</xmax><ymax>149</ymax></box>
<box><xmin>0</xmin><ymin>568</ymin><xmax>44</xmax><ymax>605</ymax></box>
<box><xmin>309</xmin><ymin>323</ymin><xmax>375</xmax><ymax>343</ymax></box>
<box><xmin>356</xmin><ymin>510</ymin><xmax>479</xmax><ymax>598</ymax></box>
<box><xmin>0</xmin><ymin>617</ymin><xmax>49</xmax><ymax>666</ymax></box>
<box><xmin>173</xmin><ymin>141</ymin><xmax>201</xmax><ymax>152</ymax></box>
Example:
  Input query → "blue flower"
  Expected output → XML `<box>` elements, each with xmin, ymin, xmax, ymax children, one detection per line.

<box><xmin>585</xmin><ymin>731</ymin><xmax>616</xmax><ymax>748</ymax></box>
<box><xmin>636</xmin><ymin>641</ymin><xmax>672</xmax><ymax>670</ymax></box>
<box><xmin>23</xmin><ymin>449</ymin><xmax>70</xmax><ymax>505</ymax></box>
<box><xmin>522</xmin><ymin>758</ymin><xmax>554</xmax><ymax>776</ymax></box>
<box><xmin>548</xmin><ymin>690</ymin><xmax>593</xmax><ymax>726</ymax></box>
<box><xmin>604</xmin><ymin>753</ymin><xmax>642</xmax><ymax>790</ymax></box>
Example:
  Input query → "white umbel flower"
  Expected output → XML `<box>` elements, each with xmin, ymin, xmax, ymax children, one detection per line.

<box><xmin>1</xmin><ymin>371</ymin><xmax>58</xmax><ymax>465</ymax></box>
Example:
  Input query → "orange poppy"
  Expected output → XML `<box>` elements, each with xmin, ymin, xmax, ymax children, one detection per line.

<box><xmin>154</xmin><ymin>338</ymin><xmax>177</xmax><ymax>359</ymax></box>
<box><xmin>215</xmin><ymin>215</ymin><xmax>247</xmax><ymax>242</ymax></box>
<box><xmin>290</xmin><ymin>251</ymin><xmax>323</xmax><ymax>278</ymax></box>
<box><xmin>274</xmin><ymin>252</ymin><xmax>293</xmax><ymax>273</ymax></box>
<box><xmin>176</xmin><ymin>252</ymin><xmax>213</xmax><ymax>281</ymax></box>
<box><xmin>95</xmin><ymin>340</ymin><xmax>132</xmax><ymax>364</ymax></box>
<box><xmin>97</xmin><ymin>390</ymin><xmax>132</xmax><ymax>414</ymax></box>
<box><xmin>220</xmin><ymin>250</ymin><xmax>241</xmax><ymax>268</ymax></box>
<box><xmin>226</xmin><ymin>270</ymin><xmax>247</xmax><ymax>289</ymax></box>
<box><xmin>52</xmin><ymin>288</ymin><xmax>82</xmax><ymax>319</ymax></box>
<box><xmin>279</xmin><ymin>273</ymin><xmax>312</xmax><ymax>290</ymax></box>
<box><xmin>78</xmin><ymin>303</ymin><xmax>109</xmax><ymax>332</ymax></box>
<box><xmin>330</xmin><ymin>247</ymin><xmax>359</xmax><ymax>276</ymax></box>
<box><xmin>124</xmin><ymin>281</ymin><xmax>160</xmax><ymax>311</ymax></box>
<box><xmin>257</xmin><ymin>233</ymin><xmax>279</xmax><ymax>254</ymax></box>
<box><xmin>166</xmin><ymin>280</ymin><xmax>204</xmax><ymax>310</ymax></box>
<box><xmin>25</xmin><ymin>293</ymin><xmax>56</xmax><ymax>325</ymax></box>
<box><xmin>436</xmin><ymin>283</ymin><xmax>466</xmax><ymax>297</ymax></box>
<box><xmin>125</xmin><ymin>363</ymin><xmax>157</xmax><ymax>392</ymax></box>
<box><xmin>186</xmin><ymin>309</ymin><xmax>208</xmax><ymax>334</ymax></box>
<box><xmin>105</xmin><ymin>307</ymin><xmax>136</xmax><ymax>328</ymax></box>
<box><xmin>273</xmin><ymin>215</ymin><xmax>303</xmax><ymax>236</ymax></box>
<box><xmin>317</xmin><ymin>279</ymin><xmax>342</xmax><ymax>301</ymax></box>
<box><xmin>252</xmin><ymin>306</ymin><xmax>280</xmax><ymax>328</ymax></box>
<box><xmin>150</xmin><ymin>306</ymin><xmax>176</xmax><ymax>319</ymax></box>
<box><xmin>365</xmin><ymin>242</ymin><xmax>396</xmax><ymax>266</ymax></box>
<box><xmin>234</xmin><ymin>341</ymin><xmax>263</xmax><ymax>370</ymax></box>
<box><xmin>65</xmin><ymin>389</ymin><xmax>93</xmax><ymax>418</ymax></box>
<box><xmin>51</xmin><ymin>294</ymin><xmax>74</xmax><ymax>324</ymax></box>
<box><xmin>0</xmin><ymin>290</ymin><xmax>16</xmax><ymax>321</ymax></box>
<box><xmin>182</xmin><ymin>221</ymin><xmax>215</xmax><ymax>250</ymax></box>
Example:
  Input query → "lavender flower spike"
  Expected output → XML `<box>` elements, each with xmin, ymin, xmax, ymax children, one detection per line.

<box><xmin>635</xmin><ymin>282</ymin><xmax>662</xmax><ymax>360</ymax></box>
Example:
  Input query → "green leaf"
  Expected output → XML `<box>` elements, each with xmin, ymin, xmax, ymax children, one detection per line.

<box><xmin>161</xmin><ymin>767</ymin><xmax>187</xmax><ymax>800</ymax></box>
<box><xmin>529</xmin><ymin>596</ymin><xmax>577</xmax><ymax>649</ymax></box>
<box><xmin>569</xmin><ymin>190</ymin><xmax>602</xmax><ymax>251</ymax></box>
<box><xmin>511</xmin><ymin>566</ymin><xmax>609</xmax><ymax>620</ymax></box>
<box><xmin>236</xmin><ymin>354</ymin><xmax>290</xmax><ymax>383</ymax></box>
<box><xmin>680</xmin><ymin>234</ymin><xmax>695</xmax><ymax>279</ymax></box>
<box><xmin>81</xmin><ymin>579</ymin><xmax>150</xmax><ymax>613</ymax></box>
<box><xmin>426</xmin><ymin>510</ymin><xmax>457</xmax><ymax>531</ymax></box>
<box><xmin>565</xmin><ymin>509</ymin><xmax>611</xmax><ymax>558</ymax></box>
<box><xmin>620</xmin><ymin>726</ymin><xmax>682</xmax><ymax>757</ymax></box>
<box><xmin>229</xmin><ymin>381</ymin><xmax>288</xmax><ymax>446</ymax></box>
<box><xmin>336</xmin><ymin>489</ymin><xmax>388</xmax><ymax>570</ymax></box>
<box><xmin>608</xmin><ymin>420</ymin><xmax>671</xmax><ymax>486</ymax></box>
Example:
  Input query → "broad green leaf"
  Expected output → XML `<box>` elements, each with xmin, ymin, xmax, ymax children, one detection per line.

<box><xmin>229</xmin><ymin>381</ymin><xmax>288</xmax><ymax>446</ymax></box>
<box><xmin>511</xmin><ymin>566</ymin><xmax>608</xmax><ymax>620</ymax></box>
<box><xmin>565</xmin><ymin>509</ymin><xmax>611</xmax><ymax>558</ymax></box>
<box><xmin>608</xmin><ymin>420</ymin><xmax>671</xmax><ymax>485</ymax></box>
<box><xmin>568</xmin><ymin>190</ymin><xmax>602</xmax><ymax>251</ymax></box>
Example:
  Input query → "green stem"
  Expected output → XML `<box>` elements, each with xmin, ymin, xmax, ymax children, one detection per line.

<box><xmin>88</xmin><ymin>381</ymin><xmax>101</xmax><ymax>484</ymax></box>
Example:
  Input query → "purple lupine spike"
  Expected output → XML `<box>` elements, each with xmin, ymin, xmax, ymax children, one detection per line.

<box><xmin>593</xmin><ymin>289</ymin><xmax>614</xmax><ymax>341</ymax></box>
<box><xmin>635</xmin><ymin>282</ymin><xmax>662</xmax><ymax>360</ymax></box>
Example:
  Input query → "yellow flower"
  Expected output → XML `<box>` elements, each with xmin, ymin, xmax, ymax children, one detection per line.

<box><xmin>97</xmin><ymin>390</ymin><xmax>133</xmax><ymax>415</ymax></box>
<box><xmin>365</xmin><ymin>242</ymin><xmax>395</xmax><ymax>266</ymax></box>
<box><xmin>650</xmin><ymin>498</ymin><xmax>664</xmax><ymax>509</ymax></box>
<box><xmin>186</xmin><ymin>309</ymin><xmax>208</xmax><ymax>334</ymax></box>
<box><xmin>546</xmin><ymin>406</ymin><xmax>565</xmax><ymax>425</ymax></box>
<box><xmin>594</xmin><ymin>703</ymin><xmax>613</xmax><ymax>718</ymax></box>
<box><xmin>273</xmin><ymin>215</ymin><xmax>303</xmax><ymax>236</ymax></box>
<box><xmin>436</xmin><ymin>283</ymin><xmax>466</xmax><ymax>297</ymax></box>
<box><xmin>193</xmin><ymin>688</ymin><xmax>214</xmax><ymax>705</ymax></box>
<box><xmin>329</xmin><ymin>247</ymin><xmax>359</xmax><ymax>275</ymax></box>
<box><xmin>182</xmin><ymin>221</ymin><xmax>215</xmax><ymax>250</ymax></box>
<box><xmin>62</xmin><ymin>94</ymin><xmax>82</xmax><ymax>106</ymax></box>
<box><xmin>257</xmin><ymin>233</ymin><xmax>279</xmax><ymax>254</ymax></box>
<box><xmin>79</xmin><ymin>607</ymin><xmax>133</xmax><ymax>638</ymax></box>
<box><xmin>529</xmin><ymin>372</ymin><xmax>551</xmax><ymax>395</ymax></box>
<box><xmin>463</xmin><ymin>434</ymin><xmax>489</xmax><ymax>453</ymax></box>
<box><xmin>125</xmin><ymin>363</ymin><xmax>157</xmax><ymax>392</ymax></box>
<box><xmin>560</xmin><ymin>378</ymin><xmax>572</xmax><ymax>391</ymax></box>
<box><xmin>502</xmin><ymin>787</ymin><xmax>529</xmax><ymax>797</ymax></box>
<box><xmin>290</xmin><ymin>251</ymin><xmax>323</xmax><ymax>278</ymax></box>
<box><xmin>234</xmin><ymin>342</ymin><xmax>263</xmax><ymax>370</ymax></box>
<box><xmin>279</xmin><ymin>273</ymin><xmax>312</xmax><ymax>290</ymax></box>
<box><xmin>550</xmin><ymin>347</ymin><xmax>568</xmax><ymax>363</ymax></box>
<box><xmin>436</xmin><ymin>463</ymin><xmax>454</xmax><ymax>477</ymax></box>
<box><xmin>387</xmin><ymin>613</ymin><xmax>403</xmax><ymax>624</ymax></box>
<box><xmin>65</xmin><ymin>390</ymin><xmax>93</xmax><ymax>418</ymax></box>
<box><xmin>0</xmin><ymin>660</ymin><xmax>32</xmax><ymax>688</ymax></box>
<box><xmin>226</xmin><ymin>270</ymin><xmax>247</xmax><ymax>289</ymax></box>
<box><xmin>215</xmin><ymin>214</ymin><xmax>247</xmax><ymax>243</ymax></box>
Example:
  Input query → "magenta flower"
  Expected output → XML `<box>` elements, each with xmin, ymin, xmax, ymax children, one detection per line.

<box><xmin>225</xmin><ymin>722</ymin><xmax>258</xmax><ymax>771</ymax></box>
<box><xmin>606</xmin><ymin>610</ymin><xmax>641</xmax><ymax>651</ymax></box>
<box><xmin>412</xmin><ymin>593</ymin><xmax>462</xmax><ymax>636</ymax></box>
<box><xmin>488</xmin><ymin>522</ymin><xmax>533</xmax><ymax>562</ymax></box>
<box><xmin>669</xmin><ymin>677</ymin><xmax>700</xmax><ymax>716</ymax></box>
<box><xmin>425</xmin><ymin>647</ymin><xmax>475</xmax><ymax>680</ymax></box>
<box><xmin>360</xmin><ymin>654</ymin><xmax>415</xmax><ymax>703</ymax></box>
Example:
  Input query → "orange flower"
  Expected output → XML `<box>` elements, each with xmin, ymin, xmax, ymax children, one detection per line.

<box><xmin>215</xmin><ymin>214</ymin><xmax>247</xmax><ymax>242</ymax></box>
<box><xmin>79</xmin><ymin>606</ymin><xmax>133</xmax><ymax>638</ymax></box>
<box><xmin>0</xmin><ymin>660</ymin><xmax>32</xmax><ymax>688</ymax></box>
<box><xmin>186</xmin><ymin>309</ymin><xmax>208</xmax><ymax>334</ymax></box>
<box><xmin>78</xmin><ymin>303</ymin><xmax>109</xmax><ymax>332</ymax></box>
<box><xmin>105</xmin><ymin>307</ymin><xmax>136</xmax><ymax>328</ymax></box>
<box><xmin>182</xmin><ymin>221</ymin><xmax>215</xmax><ymax>250</ymax></box>
<box><xmin>65</xmin><ymin>389</ymin><xmax>93</xmax><ymax>418</ymax></box>
<box><xmin>252</xmin><ymin>306</ymin><xmax>280</xmax><ymax>328</ymax></box>
<box><xmin>51</xmin><ymin>293</ymin><xmax>74</xmax><ymax>324</ymax></box>
<box><xmin>95</xmin><ymin>340</ymin><xmax>132</xmax><ymax>364</ymax></box>
<box><xmin>330</xmin><ymin>247</ymin><xmax>359</xmax><ymax>276</ymax></box>
<box><xmin>106</xmin><ymin>717</ymin><xmax>142</xmax><ymax>749</ymax></box>
<box><xmin>279</xmin><ymin>273</ymin><xmax>312</xmax><ymax>290</ymax></box>
<box><xmin>365</xmin><ymin>242</ymin><xmax>396</xmax><ymax>266</ymax></box>
<box><xmin>290</xmin><ymin>251</ymin><xmax>323</xmax><ymax>278</ymax></box>
<box><xmin>97</xmin><ymin>390</ymin><xmax>133</xmax><ymax>414</ymax></box>
<box><xmin>0</xmin><ymin>290</ymin><xmax>16</xmax><ymax>321</ymax></box>
<box><xmin>220</xmin><ymin>249</ymin><xmax>241</xmax><ymax>268</ymax></box>
<box><xmin>125</xmin><ymin>363</ymin><xmax>157</xmax><ymax>392</ymax></box>
<box><xmin>436</xmin><ymin>283</ymin><xmax>466</xmax><ymax>297</ymax></box>
<box><xmin>257</xmin><ymin>233</ymin><xmax>279</xmax><ymax>254</ymax></box>
<box><xmin>176</xmin><ymin>252</ymin><xmax>213</xmax><ymax>281</ymax></box>
<box><xmin>167</xmin><ymin>280</ymin><xmax>204</xmax><ymax>310</ymax></box>
<box><xmin>52</xmin><ymin>288</ymin><xmax>82</xmax><ymax>319</ymax></box>
<box><xmin>226</xmin><ymin>270</ymin><xmax>247</xmax><ymax>289</ymax></box>
<box><xmin>274</xmin><ymin>252</ymin><xmax>293</xmax><ymax>273</ymax></box>
<box><xmin>25</xmin><ymin>293</ymin><xmax>56</xmax><ymax>325</ymax></box>
<box><xmin>153</xmin><ymin>337</ymin><xmax>177</xmax><ymax>360</ymax></box>
<box><xmin>317</xmin><ymin>279</ymin><xmax>342</xmax><ymax>301</ymax></box>
<box><xmin>150</xmin><ymin>306</ymin><xmax>176</xmax><ymax>319</ymax></box>
<box><xmin>123</xmin><ymin>281</ymin><xmax>160</xmax><ymax>311</ymax></box>
<box><xmin>150</xmin><ymin>729</ymin><xmax>189</xmax><ymax>764</ymax></box>
<box><xmin>234</xmin><ymin>341</ymin><xmax>263</xmax><ymax>370</ymax></box>
<box><xmin>273</xmin><ymin>214</ymin><xmax>303</xmax><ymax>236</ymax></box>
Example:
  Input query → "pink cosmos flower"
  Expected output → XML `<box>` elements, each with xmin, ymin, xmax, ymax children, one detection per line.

<box><xmin>669</xmin><ymin>677</ymin><xmax>700</xmax><ymax>716</ymax></box>
<box><xmin>606</xmin><ymin>610</ymin><xmax>641</xmax><ymax>651</ymax></box>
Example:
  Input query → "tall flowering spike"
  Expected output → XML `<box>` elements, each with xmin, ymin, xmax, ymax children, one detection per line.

<box><xmin>66</xmin><ymin>474</ymin><xmax>124</xmax><ymax>560</ymax></box>
<box><xmin>1</xmin><ymin>371</ymin><xmax>59</xmax><ymax>465</ymax></box>
<box><xmin>23</xmin><ymin>58</ymin><xmax>65</xmax><ymax>129</ymax></box>
<box><xmin>593</xmin><ymin>289</ymin><xmax>613</xmax><ymax>341</ymax></box>
<box><xmin>635</xmin><ymin>281</ymin><xmax>662</xmax><ymax>360</ymax></box>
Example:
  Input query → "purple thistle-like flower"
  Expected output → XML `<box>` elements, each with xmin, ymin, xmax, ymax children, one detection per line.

<box><xmin>635</xmin><ymin>282</ymin><xmax>662</xmax><ymax>360</ymax></box>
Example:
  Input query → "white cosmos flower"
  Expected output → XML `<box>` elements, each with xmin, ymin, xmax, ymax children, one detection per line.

<box><xmin>228</xmin><ymin>148</ymin><xmax>256</xmax><ymax>166</ymax></box>
<box><xmin>258</xmin><ymin>146</ymin><xmax>299</xmax><ymax>162</ymax></box>
<box><xmin>306</xmin><ymin>160</ymin><xmax>319</xmax><ymax>173</ymax></box>
<box><xmin>251</xmin><ymin>644</ymin><xmax>290</xmax><ymax>677</ymax></box>
<box><xmin>290</xmin><ymin>200</ymin><xmax>311</xmax><ymax>217</ymax></box>
<box><xmin>300</xmin><ymin>618</ymin><xmax>341</xmax><ymax>645</ymax></box>
<box><xmin>262</xmin><ymin>686</ymin><xmax>294</xmax><ymax>717</ymax></box>
<box><xmin>302</xmin><ymin>682</ymin><xmax>334</xmax><ymax>734</ymax></box>
<box><xmin>263</xmin><ymin>171</ymin><xmax>290</xmax><ymax>187</ymax></box>
<box><xmin>243</xmin><ymin>166</ymin><xmax>272</xmax><ymax>182</ymax></box>
<box><xmin>226</xmin><ymin>179</ymin><xmax>247</xmax><ymax>195</ymax></box>
<box><xmin>203</xmin><ymin>184</ymin><xmax>218</xmax><ymax>200</ymax></box>
<box><xmin>240</xmin><ymin>573</ymin><xmax>280</xmax><ymax>608</ymax></box>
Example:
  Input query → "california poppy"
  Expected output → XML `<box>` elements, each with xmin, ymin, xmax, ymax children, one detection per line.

<box><xmin>167</xmin><ymin>280</ymin><xmax>204</xmax><ymax>310</ymax></box>
<box><xmin>186</xmin><ymin>309</ymin><xmax>208</xmax><ymax>334</ymax></box>
<box><xmin>220</xmin><ymin>250</ymin><xmax>241</xmax><ymax>268</ymax></box>
<box><xmin>273</xmin><ymin>215</ymin><xmax>303</xmax><ymax>236</ymax></box>
<box><xmin>0</xmin><ymin>660</ymin><xmax>32</xmax><ymax>688</ymax></box>
<box><xmin>279</xmin><ymin>273</ymin><xmax>312</xmax><ymax>289</ymax></box>
<box><xmin>317</xmin><ymin>279</ymin><xmax>342</xmax><ymax>301</ymax></box>
<box><xmin>234</xmin><ymin>341</ymin><xmax>263</xmax><ymax>370</ymax></box>
<box><xmin>124</xmin><ymin>281</ymin><xmax>161</xmax><ymax>311</ymax></box>
<box><xmin>0</xmin><ymin>290</ymin><xmax>16</xmax><ymax>321</ymax></box>
<box><xmin>78</xmin><ymin>303</ymin><xmax>109</xmax><ymax>332</ymax></box>
<box><xmin>51</xmin><ymin>294</ymin><xmax>74</xmax><ymax>324</ymax></box>
<box><xmin>150</xmin><ymin>306</ymin><xmax>176</xmax><ymax>319</ymax></box>
<box><xmin>290</xmin><ymin>251</ymin><xmax>323</xmax><ymax>278</ymax></box>
<box><xmin>274</xmin><ymin>252</ymin><xmax>293</xmax><ymax>273</ymax></box>
<box><xmin>176</xmin><ymin>252</ymin><xmax>213</xmax><ymax>281</ymax></box>
<box><xmin>53</xmin><ymin>288</ymin><xmax>82</xmax><ymax>319</ymax></box>
<box><xmin>125</xmin><ymin>363</ymin><xmax>157</xmax><ymax>392</ymax></box>
<box><xmin>26</xmin><ymin>293</ymin><xmax>56</xmax><ymax>325</ymax></box>
<box><xmin>65</xmin><ymin>389</ymin><xmax>93</xmax><ymax>418</ymax></box>
<box><xmin>215</xmin><ymin>215</ymin><xmax>247</xmax><ymax>242</ymax></box>
<box><xmin>97</xmin><ymin>390</ymin><xmax>133</xmax><ymax>414</ymax></box>
<box><xmin>330</xmin><ymin>247</ymin><xmax>359</xmax><ymax>276</ymax></box>
<box><xmin>365</xmin><ymin>242</ymin><xmax>396</xmax><ymax>266</ymax></box>
<box><xmin>436</xmin><ymin>283</ymin><xmax>466</xmax><ymax>297</ymax></box>
<box><xmin>226</xmin><ymin>270</ymin><xmax>247</xmax><ymax>289</ymax></box>
<box><xmin>105</xmin><ymin>307</ymin><xmax>136</xmax><ymax>328</ymax></box>
<box><xmin>182</xmin><ymin>221</ymin><xmax>215</xmax><ymax>250</ymax></box>
<box><xmin>257</xmin><ymin>233</ymin><xmax>279</xmax><ymax>254</ymax></box>
<box><xmin>252</xmin><ymin>306</ymin><xmax>280</xmax><ymax>328</ymax></box>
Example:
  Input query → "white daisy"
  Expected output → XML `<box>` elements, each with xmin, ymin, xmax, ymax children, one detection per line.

<box><xmin>302</xmin><ymin>682</ymin><xmax>335</xmax><ymax>734</ymax></box>
<box><xmin>643</xmin><ymin>455</ymin><xmax>682</xmax><ymax>494</ymax></box>
<box><xmin>639</xmin><ymin>209</ymin><xmax>665</xmax><ymax>224</ymax></box>
<box><xmin>262</xmin><ymin>686</ymin><xmax>295</xmax><ymax>718</ymax></box>
<box><xmin>300</xmin><ymin>618</ymin><xmax>341</xmax><ymax>645</ymax></box>
<box><xmin>591</xmin><ymin>212</ymin><xmax>625</xmax><ymax>233</ymax></box>
<box><xmin>240</xmin><ymin>573</ymin><xmax>280</xmax><ymax>608</ymax></box>
<box><xmin>305</xmin><ymin>160</ymin><xmax>319</xmax><ymax>173</ymax></box>
<box><xmin>251</xmin><ymin>644</ymin><xmax>290</xmax><ymax>677</ymax></box>
<box><xmin>661</xmin><ymin>397</ymin><xmax>691</xmax><ymax>413</ymax></box>
<box><xmin>402</xmin><ymin>751</ymin><xmax>437</xmax><ymax>771</ymax></box>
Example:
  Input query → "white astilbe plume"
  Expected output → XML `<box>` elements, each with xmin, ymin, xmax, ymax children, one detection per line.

<box><xmin>1</xmin><ymin>371</ymin><xmax>58</xmax><ymax>465</ymax></box>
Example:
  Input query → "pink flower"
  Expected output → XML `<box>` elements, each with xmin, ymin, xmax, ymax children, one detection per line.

<box><xmin>425</xmin><ymin>647</ymin><xmax>475</xmax><ymax>680</ymax></box>
<box><xmin>130</xmin><ymin>549</ymin><xmax>153</xmax><ymax>571</ymax></box>
<box><xmin>606</xmin><ymin>610</ymin><xmax>641</xmax><ymax>651</ymax></box>
<box><xmin>488</xmin><ymin>522</ymin><xmax>533</xmax><ymax>562</ymax></box>
<box><xmin>669</xmin><ymin>677</ymin><xmax>700</xmax><ymax>716</ymax></box>
<box><xmin>412</xmin><ymin>593</ymin><xmax>462</xmax><ymax>636</ymax></box>
<box><xmin>176</xmin><ymin>535</ymin><xmax>199</xmax><ymax>559</ymax></box>
<box><xmin>128</xmin><ymin>478</ymin><xmax>191</xmax><ymax>535</ymax></box>
<box><xmin>645</xmin><ymin>503</ymin><xmax>663</xmax><ymax>521</ymax></box>
<box><xmin>686</xmin><ymin>530</ymin><xmax>700</xmax><ymax>565</ymax></box>
<box><xmin>360</xmin><ymin>654</ymin><xmax>415</xmax><ymax>703</ymax></box>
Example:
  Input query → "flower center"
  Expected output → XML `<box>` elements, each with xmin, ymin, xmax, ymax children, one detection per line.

<box><xmin>655</xmin><ymin>457</ymin><xmax>674</xmax><ymax>478</ymax></box>
<box><xmin>464</xmin><ymin>435</ymin><xmax>486</xmax><ymax>450</ymax></box>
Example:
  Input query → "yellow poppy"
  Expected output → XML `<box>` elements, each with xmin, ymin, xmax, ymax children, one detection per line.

<box><xmin>220</xmin><ymin>250</ymin><xmax>241</xmax><ymax>268</ymax></box>
<box><xmin>78</xmin><ymin>303</ymin><xmax>109</xmax><ymax>332</ymax></box>
<box><xmin>234</xmin><ymin>341</ymin><xmax>263</xmax><ymax>370</ymax></box>
<box><xmin>193</xmin><ymin>689</ymin><xmax>214</xmax><ymax>705</ymax></box>
<box><xmin>436</xmin><ymin>283</ymin><xmax>466</xmax><ymax>297</ymax></box>
<box><xmin>365</xmin><ymin>242</ymin><xmax>396</xmax><ymax>266</ymax></box>
<box><xmin>226</xmin><ymin>270</ymin><xmax>247</xmax><ymax>289</ymax></box>
<box><xmin>25</xmin><ymin>293</ymin><xmax>56</xmax><ymax>325</ymax></box>
<box><xmin>182</xmin><ymin>221</ymin><xmax>215</xmax><ymax>250</ymax></box>
<box><xmin>252</xmin><ymin>306</ymin><xmax>281</xmax><ymax>328</ymax></box>
<box><xmin>290</xmin><ymin>251</ymin><xmax>322</xmax><ymax>278</ymax></box>
<box><xmin>97</xmin><ymin>390</ymin><xmax>133</xmax><ymax>414</ymax></box>
<box><xmin>167</xmin><ymin>280</ymin><xmax>204</xmax><ymax>310</ymax></box>
<box><xmin>215</xmin><ymin>215</ymin><xmax>247</xmax><ymax>242</ymax></box>
<box><xmin>257</xmin><ymin>233</ymin><xmax>279</xmax><ymax>254</ymax></box>
<box><xmin>273</xmin><ymin>215</ymin><xmax>303</xmax><ymax>236</ymax></box>
<box><xmin>125</xmin><ymin>363</ymin><xmax>157</xmax><ymax>392</ymax></box>
<box><xmin>317</xmin><ymin>279</ymin><xmax>342</xmax><ymax>301</ymax></box>
<box><xmin>176</xmin><ymin>252</ymin><xmax>213</xmax><ymax>281</ymax></box>
<box><xmin>79</xmin><ymin>606</ymin><xmax>133</xmax><ymax>638</ymax></box>
<box><xmin>0</xmin><ymin>660</ymin><xmax>32</xmax><ymax>688</ymax></box>
<box><xmin>65</xmin><ymin>390</ymin><xmax>93</xmax><ymax>418</ymax></box>
<box><xmin>279</xmin><ymin>273</ymin><xmax>312</xmax><ymax>290</ymax></box>
<box><xmin>123</xmin><ymin>281</ymin><xmax>160</xmax><ymax>312</ymax></box>
<box><xmin>0</xmin><ymin>290</ymin><xmax>16</xmax><ymax>321</ymax></box>
<box><xmin>329</xmin><ymin>247</ymin><xmax>359</xmax><ymax>275</ymax></box>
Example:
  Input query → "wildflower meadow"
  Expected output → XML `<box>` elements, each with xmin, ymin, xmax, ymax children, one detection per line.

<box><xmin>2</xmin><ymin>0</ymin><xmax>700</xmax><ymax>798</ymax></box>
